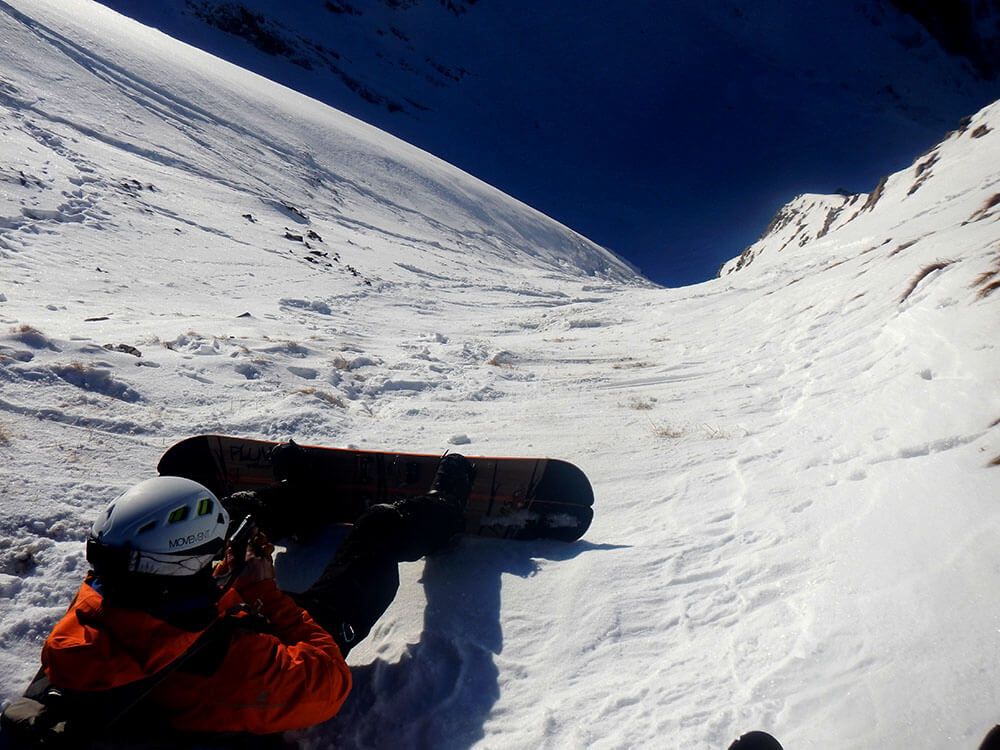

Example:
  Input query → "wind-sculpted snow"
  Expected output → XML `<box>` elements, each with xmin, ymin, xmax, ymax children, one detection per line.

<box><xmin>0</xmin><ymin>2</ymin><xmax>998</xmax><ymax>749</ymax></box>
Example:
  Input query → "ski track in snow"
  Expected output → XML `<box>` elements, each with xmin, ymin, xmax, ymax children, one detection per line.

<box><xmin>1</xmin><ymin>2</ymin><xmax>999</xmax><ymax>749</ymax></box>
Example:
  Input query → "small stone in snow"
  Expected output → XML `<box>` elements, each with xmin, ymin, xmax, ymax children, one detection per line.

<box><xmin>449</xmin><ymin>434</ymin><xmax>472</xmax><ymax>446</ymax></box>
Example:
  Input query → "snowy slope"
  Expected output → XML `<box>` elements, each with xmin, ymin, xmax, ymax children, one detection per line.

<box><xmin>1</xmin><ymin>2</ymin><xmax>999</xmax><ymax>749</ymax></box>
<box><xmin>721</xmin><ymin>113</ymin><xmax>1000</xmax><ymax>278</ymax></box>
<box><xmin>93</xmin><ymin>0</ymin><xmax>1000</xmax><ymax>284</ymax></box>
<box><xmin>0</xmin><ymin>0</ymin><xmax>635</xmax><ymax>285</ymax></box>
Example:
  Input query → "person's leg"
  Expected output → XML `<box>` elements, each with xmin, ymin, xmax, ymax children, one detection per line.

<box><xmin>220</xmin><ymin>452</ymin><xmax>474</xmax><ymax>653</ymax></box>
<box><xmin>222</xmin><ymin>450</ymin><xmax>474</xmax><ymax>543</ymax></box>
<box><xmin>222</xmin><ymin>481</ymin><xmax>357</xmax><ymax>542</ymax></box>
<box><xmin>290</xmin><ymin>493</ymin><xmax>466</xmax><ymax>654</ymax></box>
<box><xmin>291</xmin><ymin>552</ymin><xmax>400</xmax><ymax>654</ymax></box>
<box><xmin>289</xmin><ymin>454</ymin><xmax>476</xmax><ymax>654</ymax></box>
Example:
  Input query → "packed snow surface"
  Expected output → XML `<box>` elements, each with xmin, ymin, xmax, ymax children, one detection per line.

<box><xmin>1</xmin><ymin>1</ymin><xmax>998</xmax><ymax>748</ymax></box>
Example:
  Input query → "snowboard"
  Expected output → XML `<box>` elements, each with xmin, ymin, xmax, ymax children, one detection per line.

<box><xmin>157</xmin><ymin>435</ymin><xmax>594</xmax><ymax>542</ymax></box>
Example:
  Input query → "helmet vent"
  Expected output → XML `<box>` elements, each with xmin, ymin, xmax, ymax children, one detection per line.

<box><xmin>168</xmin><ymin>506</ymin><xmax>189</xmax><ymax>524</ymax></box>
<box><xmin>137</xmin><ymin>521</ymin><xmax>156</xmax><ymax>535</ymax></box>
<box><xmin>196</xmin><ymin>498</ymin><xmax>214</xmax><ymax>516</ymax></box>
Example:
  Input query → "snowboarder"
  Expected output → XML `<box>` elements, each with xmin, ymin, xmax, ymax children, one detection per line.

<box><xmin>5</xmin><ymin>451</ymin><xmax>475</xmax><ymax>744</ymax></box>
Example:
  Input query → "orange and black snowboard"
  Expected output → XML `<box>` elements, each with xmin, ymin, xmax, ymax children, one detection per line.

<box><xmin>158</xmin><ymin>435</ymin><xmax>594</xmax><ymax>542</ymax></box>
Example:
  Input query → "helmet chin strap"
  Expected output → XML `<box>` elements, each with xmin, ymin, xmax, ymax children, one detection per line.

<box><xmin>132</xmin><ymin>551</ymin><xmax>215</xmax><ymax>576</ymax></box>
<box><xmin>88</xmin><ymin>535</ymin><xmax>224</xmax><ymax>578</ymax></box>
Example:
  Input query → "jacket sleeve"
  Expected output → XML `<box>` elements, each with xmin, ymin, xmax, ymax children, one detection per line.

<box><xmin>237</xmin><ymin>577</ymin><xmax>340</xmax><ymax>653</ymax></box>
<box><xmin>165</xmin><ymin>579</ymin><xmax>352</xmax><ymax>734</ymax></box>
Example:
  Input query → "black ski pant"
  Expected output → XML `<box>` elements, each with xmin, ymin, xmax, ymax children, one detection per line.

<box><xmin>287</xmin><ymin>495</ymin><xmax>463</xmax><ymax>655</ymax></box>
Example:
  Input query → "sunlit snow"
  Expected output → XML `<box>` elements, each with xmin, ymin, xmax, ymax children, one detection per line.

<box><xmin>0</xmin><ymin>2</ymin><xmax>998</xmax><ymax>749</ymax></box>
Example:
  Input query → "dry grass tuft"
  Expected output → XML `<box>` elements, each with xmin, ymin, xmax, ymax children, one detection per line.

<box><xmin>907</xmin><ymin>153</ymin><xmax>940</xmax><ymax>195</ymax></box>
<box><xmin>968</xmin><ymin>193</ymin><xmax>1000</xmax><ymax>223</ymax></box>
<box><xmin>970</xmin><ymin>253</ymin><xmax>1000</xmax><ymax>300</ymax></box>
<box><xmin>652</xmin><ymin>423</ymin><xmax>686</xmax><ymax>439</ymax></box>
<box><xmin>889</xmin><ymin>239</ymin><xmax>920</xmax><ymax>257</ymax></box>
<box><xmin>860</xmin><ymin>175</ymin><xmax>889</xmax><ymax>212</ymax></box>
<box><xmin>625</xmin><ymin>397</ymin><xmax>657</xmax><ymax>411</ymax></box>
<box><xmin>899</xmin><ymin>261</ymin><xmax>954</xmax><ymax>303</ymax></box>
<box><xmin>651</xmin><ymin>421</ymin><xmax>741</xmax><ymax>440</ymax></box>
<box><xmin>294</xmin><ymin>387</ymin><xmax>346</xmax><ymax>408</ymax></box>
<box><xmin>979</xmin><ymin>280</ymin><xmax>1000</xmax><ymax>299</ymax></box>
<box><xmin>613</xmin><ymin>359</ymin><xmax>649</xmax><ymax>370</ymax></box>
<box><xmin>973</xmin><ymin>270</ymin><xmax>996</xmax><ymax>288</ymax></box>
<box><xmin>701</xmin><ymin>424</ymin><xmax>735</xmax><ymax>440</ymax></box>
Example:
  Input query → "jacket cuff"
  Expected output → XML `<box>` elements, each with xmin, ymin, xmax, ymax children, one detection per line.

<box><xmin>233</xmin><ymin>577</ymin><xmax>282</xmax><ymax>605</ymax></box>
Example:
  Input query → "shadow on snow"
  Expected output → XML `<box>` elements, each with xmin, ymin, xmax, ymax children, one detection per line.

<box><xmin>305</xmin><ymin>537</ymin><xmax>625</xmax><ymax>750</ymax></box>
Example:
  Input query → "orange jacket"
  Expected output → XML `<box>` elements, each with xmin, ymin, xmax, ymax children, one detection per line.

<box><xmin>42</xmin><ymin>576</ymin><xmax>351</xmax><ymax>734</ymax></box>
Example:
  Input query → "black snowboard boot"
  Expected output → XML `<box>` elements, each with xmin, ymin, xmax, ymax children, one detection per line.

<box><xmin>222</xmin><ymin>440</ymin><xmax>364</xmax><ymax>541</ymax></box>
<box><xmin>427</xmin><ymin>453</ymin><xmax>476</xmax><ymax>513</ymax></box>
<box><xmin>329</xmin><ymin>453</ymin><xmax>476</xmax><ymax>567</ymax></box>
<box><xmin>728</xmin><ymin>731</ymin><xmax>783</xmax><ymax>750</ymax></box>
<box><xmin>270</xmin><ymin>439</ymin><xmax>310</xmax><ymax>483</ymax></box>
<box><xmin>981</xmin><ymin>725</ymin><xmax>1000</xmax><ymax>750</ymax></box>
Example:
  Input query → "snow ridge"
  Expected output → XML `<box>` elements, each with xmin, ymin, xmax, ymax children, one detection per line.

<box><xmin>721</xmin><ymin>108</ymin><xmax>1000</xmax><ymax>278</ymax></box>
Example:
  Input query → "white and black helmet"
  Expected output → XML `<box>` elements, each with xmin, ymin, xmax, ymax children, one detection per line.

<box><xmin>87</xmin><ymin>476</ymin><xmax>229</xmax><ymax>578</ymax></box>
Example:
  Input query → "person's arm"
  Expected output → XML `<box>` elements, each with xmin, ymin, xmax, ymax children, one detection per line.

<box><xmin>170</xmin><ymin>537</ymin><xmax>351</xmax><ymax>734</ymax></box>
<box><xmin>219</xmin><ymin>576</ymin><xmax>352</xmax><ymax>733</ymax></box>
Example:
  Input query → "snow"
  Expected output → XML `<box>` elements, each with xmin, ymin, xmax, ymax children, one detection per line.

<box><xmin>1</xmin><ymin>1</ymin><xmax>999</xmax><ymax>749</ymax></box>
<box><xmin>92</xmin><ymin>0</ymin><xmax>1000</xmax><ymax>285</ymax></box>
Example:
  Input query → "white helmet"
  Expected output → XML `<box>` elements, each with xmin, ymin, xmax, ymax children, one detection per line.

<box><xmin>87</xmin><ymin>476</ymin><xmax>230</xmax><ymax>578</ymax></box>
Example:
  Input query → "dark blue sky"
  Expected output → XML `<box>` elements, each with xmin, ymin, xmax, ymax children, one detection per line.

<box><xmin>102</xmin><ymin>1</ymin><xmax>1000</xmax><ymax>285</ymax></box>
